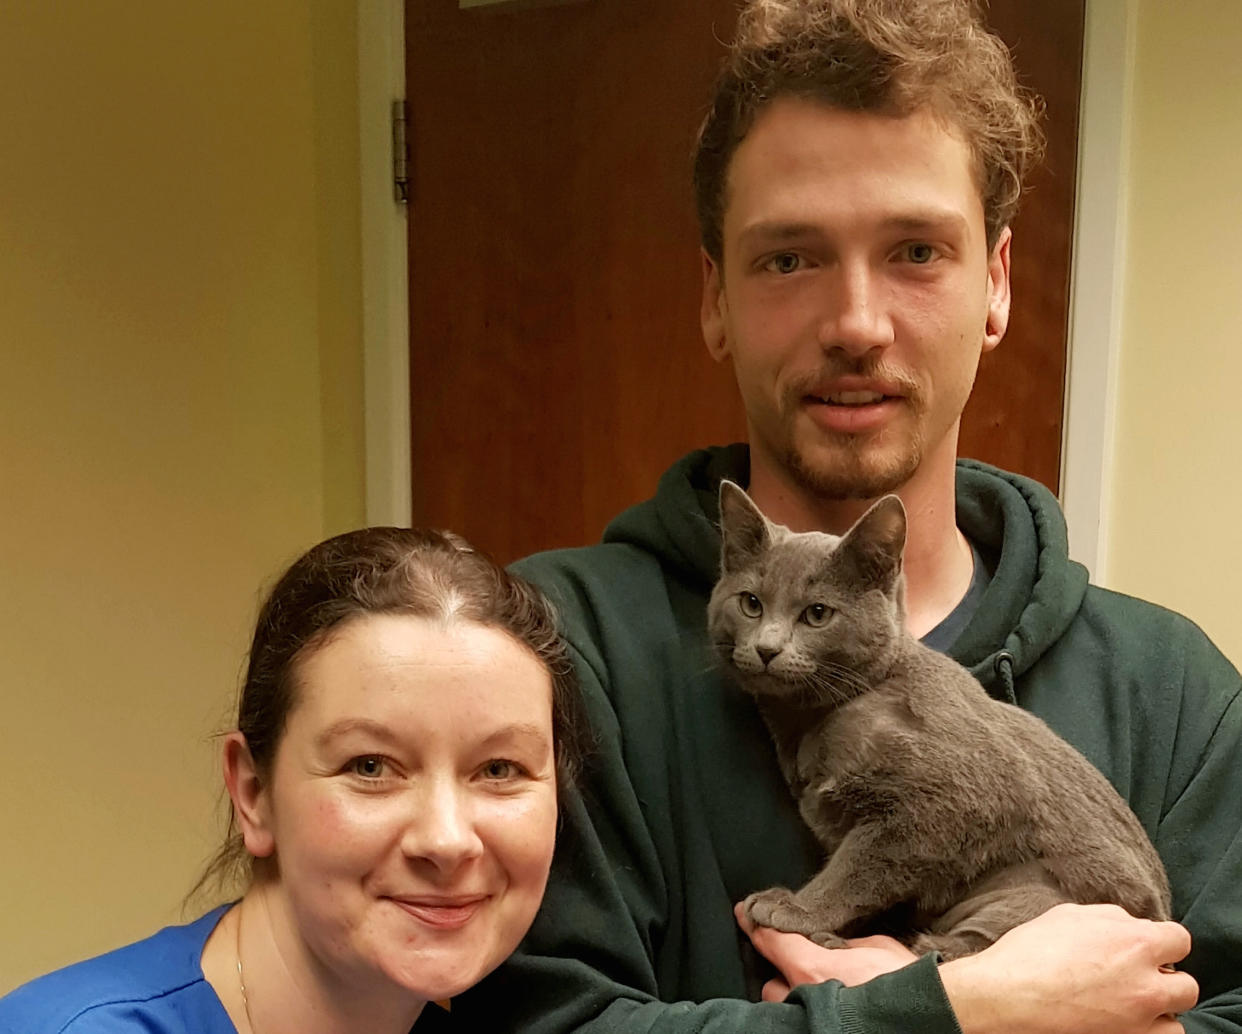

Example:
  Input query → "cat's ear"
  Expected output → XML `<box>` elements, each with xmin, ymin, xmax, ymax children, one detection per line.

<box><xmin>718</xmin><ymin>480</ymin><xmax>770</xmax><ymax>572</ymax></box>
<box><xmin>839</xmin><ymin>495</ymin><xmax>907</xmax><ymax>589</ymax></box>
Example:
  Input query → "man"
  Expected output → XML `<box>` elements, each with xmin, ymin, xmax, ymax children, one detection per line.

<box><xmin>457</xmin><ymin>1</ymin><xmax>1241</xmax><ymax>1031</ymax></box>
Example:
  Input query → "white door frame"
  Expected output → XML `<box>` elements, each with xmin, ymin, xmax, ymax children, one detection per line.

<box><xmin>359</xmin><ymin>0</ymin><xmax>412</xmax><ymax>528</ymax></box>
<box><xmin>1060</xmin><ymin>0</ymin><xmax>1136</xmax><ymax>583</ymax></box>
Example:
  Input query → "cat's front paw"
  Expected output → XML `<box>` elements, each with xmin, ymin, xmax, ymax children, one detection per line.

<box><xmin>743</xmin><ymin>887</ymin><xmax>845</xmax><ymax>947</ymax></box>
<box><xmin>743</xmin><ymin>886</ymin><xmax>799</xmax><ymax>930</ymax></box>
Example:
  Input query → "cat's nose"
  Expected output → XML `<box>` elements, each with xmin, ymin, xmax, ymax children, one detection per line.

<box><xmin>756</xmin><ymin>646</ymin><xmax>780</xmax><ymax>667</ymax></box>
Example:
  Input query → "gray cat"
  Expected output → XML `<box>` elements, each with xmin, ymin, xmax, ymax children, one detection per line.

<box><xmin>707</xmin><ymin>480</ymin><xmax>1171</xmax><ymax>959</ymax></box>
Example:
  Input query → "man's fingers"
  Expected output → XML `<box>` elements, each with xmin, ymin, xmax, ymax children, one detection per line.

<box><xmin>1152</xmin><ymin>920</ymin><xmax>1193</xmax><ymax>967</ymax></box>
<box><xmin>734</xmin><ymin>901</ymin><xmax>756</xmax><ymax>936</ymax></box>
<box><xmin>742</xmin><ymin>917</ymin><xmax>802</xmax><ymax>959</ymax></box>
<box><xmin>843</xmin><ymin>934</ymin><xmax>905</xmax><ymax>950</ymax></box>
<box><xmin>1163</xmin><ymin>970</ymin><xmax>1199</xmax><ymax>1016</ymax></box>
<box><xmin>761</xmin><ymin>978</ymin><xmax>792</xmax><ymax>1003</ymax></box>
<box><xmin>741</xmin><ymin>918</ymin><xmax>775</xmax><ymax>952</ymax></box>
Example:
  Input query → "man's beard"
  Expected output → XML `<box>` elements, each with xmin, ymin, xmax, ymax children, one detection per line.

<box><xmin>780</xmin><ymin>429</ymin><xmax>923</xmax><ymax>501</ymax></box>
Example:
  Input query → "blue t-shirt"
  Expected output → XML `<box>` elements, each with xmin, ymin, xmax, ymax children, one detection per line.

<box><xmin>0</xmin><ymin>906</ymin><xmax>454</xmax><ymax>1032</ymax></box>
<box><xmin>920</xmin><ymin>539</ymin><xmax>991</xmax><ymax>654</ymax></box>
<box><xmin>0</xmin><ymin>906</ymin><xmax>235</xmax><ymax>1033</ymax></box>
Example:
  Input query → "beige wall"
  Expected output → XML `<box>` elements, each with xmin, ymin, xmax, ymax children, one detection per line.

<box><xmin>1106</xmin><ymin>0</ymin><xmax>1242</xmax><ymax>665</ymax></box>
<box><xmin>0</xmin><ymin>2</ymin><xmax>365</xmax><ymax>990</ymax></box>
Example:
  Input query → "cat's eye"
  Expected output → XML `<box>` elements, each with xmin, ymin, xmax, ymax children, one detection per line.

<box><xmin>802</xmin><ymin>603</ymin><xmax>832</xmax><ymax>627</ymax></box>
<box><xmin>737</xmin><ymin>592</ymin><xmax>763</xmax><ymax>618</ymax></box>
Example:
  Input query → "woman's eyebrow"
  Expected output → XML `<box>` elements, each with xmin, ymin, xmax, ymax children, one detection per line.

<box><xmin>314</xmin><ymin>717</ymin><xmax>401</xmax><ymax>748</ymax></box>
<box><xmin>313</xmin><ymin>718</ymin><xmax>551</xmax><ymax>751</ymax></box>
<box><xmin>477</xmin><ymin>723</ymin><xmax>553</xmax><ymax>751</ymax></box>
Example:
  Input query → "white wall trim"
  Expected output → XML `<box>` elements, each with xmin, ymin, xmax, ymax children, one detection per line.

<box><xmin>358</xmin><ymin>0</ymin><xmax>412</xmax><ymax>527</ymax></box>
<box><xmin>1060</xmin><ymin>0</ymin><xmax>1136</xmax><ymax>583</ymax></box>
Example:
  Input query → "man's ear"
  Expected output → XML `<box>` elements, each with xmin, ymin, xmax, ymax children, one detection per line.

<box><xmin>983</xmin><ymin>226</ymin><xmax>1012</xmax><ymax>353</ymax></box>
<box><xmin>223</xmin><ymin>731</ymin><xmax>275</xmax><ymax>859</ymax></box>
<box><xmin>701</xmin><ymin>248</ymin><xmax>730</xmax><ymax>362</ymax></box>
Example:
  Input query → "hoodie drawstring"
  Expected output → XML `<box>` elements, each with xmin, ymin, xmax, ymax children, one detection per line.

<box><xmin>993</xmin><ymin>651</ymin><xmax>1017</xmax><ymax>703</ymax></box>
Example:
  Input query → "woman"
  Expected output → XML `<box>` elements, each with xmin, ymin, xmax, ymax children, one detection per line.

<box><xmin>0</xmin><ymin>527</ymin><xmax>588</xmax><ymax>1033</ymax></box>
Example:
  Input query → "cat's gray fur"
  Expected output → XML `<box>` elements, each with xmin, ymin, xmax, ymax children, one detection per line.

<box><xmin>707</xmin><ymin>480</ymin><xmax>1170</xmax><ymax>959</ymax></box>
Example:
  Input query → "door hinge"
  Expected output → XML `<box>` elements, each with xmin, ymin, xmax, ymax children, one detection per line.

<box><xmin>392</xmin><ymin>99</ymin><xmax>409</xmax><ymax>204</ymax></box>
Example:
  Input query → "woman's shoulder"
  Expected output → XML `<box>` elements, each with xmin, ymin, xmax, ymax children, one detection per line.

<box><xmin>0</xmin><ymin>907</ymin><xmax>234</xmax><ymax>1033</ymax></box>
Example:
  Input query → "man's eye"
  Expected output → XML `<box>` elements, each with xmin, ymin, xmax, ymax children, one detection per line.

<box><xmin>904</xmin><ymin>243</ymin><xmax>937</xmax><ymax>264</ymax></box>
<box><xmin>738</xmin><ymin>592</ymin><xmax>763</xmax><ymax>618</ymax></box>
<box><xmin>348</xmin><ymin>756</ymin><xmax>387</xmax><ymax>779</ymax></box>
<box><xmin>764</xmin><ymin>253</ymin><xmax>802</xmax><ymax>274</ymax></box>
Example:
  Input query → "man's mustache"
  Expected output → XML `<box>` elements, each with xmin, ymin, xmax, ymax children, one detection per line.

<box><xmin>786</xmin><ymin>360</ymin><xmax>922</xmax><ymax>400</ymax></box>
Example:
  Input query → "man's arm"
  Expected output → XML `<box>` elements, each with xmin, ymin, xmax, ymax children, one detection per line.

<box><xmin>745</xmin><ymin>904</ymin><xmax>1197</xmax><ymax>1033</ymax></box>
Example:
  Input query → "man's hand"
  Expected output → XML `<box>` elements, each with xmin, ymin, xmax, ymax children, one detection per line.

<box><xmin>734</xmin><ymin>902</ymin><xmax>918</xmax><ymax>1000</ymax></box>
<box><xmin>940</xmin><ymin>903</ymin><xmax>1198</xmax><ymax>1034</ymax></box>
<box><xmin>738</xmin><ymin>900</ymin><xmax>1198</xmax><ymax>1031</ymax></box>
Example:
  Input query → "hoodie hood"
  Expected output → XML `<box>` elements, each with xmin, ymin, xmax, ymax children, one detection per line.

<box><xmin>603</xmin><ymin>444</ymin><xmax>748</xmax><ymax>587</ymax></box>
<box><xmin>603</xmin><ymin>445</ymin><xmax>1088</xmax><ymax>700</ymax></box>
<box><xmin>952</xmin><ymin>459</ymin><xmax>1089</xmax><ymax>696</ymax></box>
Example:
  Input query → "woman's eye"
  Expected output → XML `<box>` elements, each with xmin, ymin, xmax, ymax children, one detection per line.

<box><xmin>764</xmin><ymin>252</ymin><xmax>802</xmax><ymax>275</ymax></box>
<box><xmin>802</xmin><ymin>603</ymin><xmax>832</xmax><ymax>627</ymax></box>
<box><xmin>738</xmin><ymin>592</ymin><xmax>763</xmax><ymax>618</ymax></box>
<box><xmin>903</xmin><ymin>242</ymin><xmax>936</xmax><ymax>264</ymax></box>
<box><xmin>482</xmin><ymin>759</ymin><xmax>521</xmax><ymax>780</ymax></box>
<box><xmin>348</xmin><ymin>756</ymin><xmax>387</xmax><ymax>779</ymax></box>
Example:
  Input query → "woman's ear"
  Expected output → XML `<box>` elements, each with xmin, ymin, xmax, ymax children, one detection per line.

<box><xmin>223</xmin><ymin>732</ymin><xmax>275</xmax><ymax>859</ymax></box>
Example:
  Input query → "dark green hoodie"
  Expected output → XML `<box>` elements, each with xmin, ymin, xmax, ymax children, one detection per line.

<box><xmin>458</xmin><ymin>447</ymin><xmax>1242</xmax><ymax>1033</ymax></box>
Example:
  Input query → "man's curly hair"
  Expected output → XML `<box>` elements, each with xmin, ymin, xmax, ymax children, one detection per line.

<box><xmin>693</xmin><ymin>0</ymin><xmax>1046</xmax><ymax>261</ymax></box>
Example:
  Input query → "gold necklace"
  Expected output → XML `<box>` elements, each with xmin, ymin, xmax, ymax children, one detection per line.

<box><xmin>235</xmin><ymin>902</ymin><xmax>258</xmax><ymax>1034</ymax></box>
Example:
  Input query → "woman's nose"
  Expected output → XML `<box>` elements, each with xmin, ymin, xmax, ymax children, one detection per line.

<box><xmin>401</xmin><ymin>780</ymin><xmax>484</xmax><ymax>871</ymax></box>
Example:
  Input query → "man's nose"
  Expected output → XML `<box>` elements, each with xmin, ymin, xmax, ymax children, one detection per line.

<box><xmin>817</xmin><ymin>263</ymin><xmax>894</xmax><ymax>356</ymax></box>
<box><xmin>402</xmin><ymin>779</ymin><xmax>484</xmax><ymax>872</ymax></box>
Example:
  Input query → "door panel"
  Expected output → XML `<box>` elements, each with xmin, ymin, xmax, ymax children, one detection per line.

<box><xmin>407</xmin><ymin>0</ymin><xmax>1083</xmax><ymax>562</ymax></box>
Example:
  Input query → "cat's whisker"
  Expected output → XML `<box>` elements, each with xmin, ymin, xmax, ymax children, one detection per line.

<box><xmin>800</xmin><ymin>663</ymin><xmax>872</xmax><ymax>706</ymax></box>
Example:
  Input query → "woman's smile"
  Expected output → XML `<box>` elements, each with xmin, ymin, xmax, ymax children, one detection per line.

<box><xmin>388</xmin><ymin>894</ymin><xmax>491</xmax><ymax>929</ymax></box>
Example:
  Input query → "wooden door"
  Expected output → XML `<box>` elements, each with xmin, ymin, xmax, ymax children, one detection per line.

<box><xmin>962</xmin><ymin>0</ymin><xmax>1084</xmax><ymax>493</ymax></box>
<box><xmin>406</xmin><ymin>0</ymin><xmax>1083</xmax><ymax>563</ymax></box>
